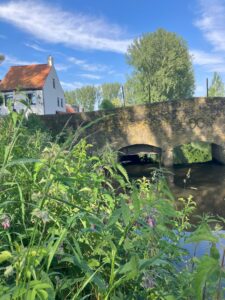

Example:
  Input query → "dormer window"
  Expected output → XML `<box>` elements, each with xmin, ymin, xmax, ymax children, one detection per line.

<box><xmin>53</xmin><ymin>78</ymin><xmax>56</xmax><ymax>89</ymax></box>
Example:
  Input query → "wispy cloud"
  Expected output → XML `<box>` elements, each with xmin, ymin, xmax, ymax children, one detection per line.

<box><xmin>0</xmin><ymin>0</ymin><xmax>132</xmax><ymax>53</ymax></box>
<box><xmin>25</xmin><ymin>43</ymin><xmax>47</xmax><ymax>52</ymax></box>
<box><xmin>195</xmin><ymin>0</ymin><xmax>225</xmax><ymax>52</ymax></box>
<box><xmin>0</xmin><ymin>34</ymin><xmax>6</xmax><ymax>39</ymax></box>
<box><xmin>190</xmin><ymin>49</ymin><xmax>224</xmax><ymax>66</ymax></box>
<box><xmin>80</xmin><ymin>74</ymin><xmax>102</xmax><ymax>80</ymax></box>
<box><xmin>61</xmin><ymin>81</ymin><xmax>86</xmax><ymax>90</ymax></box>
<box><xmin>55</xmin><ymin>63</ymin><xmax>70</xmax><ymax>72</ymax></box>
<box><xmin>190</xmin><ymin>49</ymin><xmax>225</xmax><ymax>73</ymax></box>
<box><xmin>68</xmin><ymin>56</ymin><xmax>109</xmax><ymax>72</ymax></box>
<box><xmin>3</xmin><ymin>54</ymin><xmax>39</xmax><ymax>66</ymax></box>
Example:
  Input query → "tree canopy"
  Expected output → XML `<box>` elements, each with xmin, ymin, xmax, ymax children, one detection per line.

<box><xmin>126</xmin><ymin>28</ymin><xmax>195</xmax><ymax>103</ymax></box>
<box><xmin>64</xmin><ymin>86</ymin><xmax>97</xmax><ymax>112</ymax></box>
<box><xmin>101</xmin><ymin>83</ymin><xmax>121</xmax><ymax>101</ymax></box>
<box><xmin>208</xmin><ymin>72</ymin><xmax>225</xmax><ymax>97</ymax></box>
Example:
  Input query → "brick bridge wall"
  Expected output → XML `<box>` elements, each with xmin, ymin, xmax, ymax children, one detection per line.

<box><xmin>40</xmin><ymin>97</ymin><xmax>225</xmax><ymax>166</ymax></box>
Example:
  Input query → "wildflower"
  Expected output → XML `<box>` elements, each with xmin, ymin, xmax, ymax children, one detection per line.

<box><xmin>4</xmin><ymin>265</ymin><xmax>13</xmax><ymax>278</ymax></box>
<box><xmin>0</xmin><ymin>214</ymin><xmax>10</xmax><ymax>230</ymax></box>
<box><xmin>31</xmin><ymin>208</ymin><xmax>50</xmax><ymax>224</ymax></box>
<box><xmin>90</xmin><ymin>223</ymin><xmax>96</xmax><ymax>231</ymax></box>
<box><xmin>146</xmin><ymin>216</ymin><xmax>156</xmax><ymax>228</ymax></box>
<box><xmin>56</xmin><ymin>244</ymin><xmax>64</xmax><ymax>261</ymax></box>
<box><xmin>141</xmin><ymin>273</ymin><xmax>155</xmax><ymax>289</ymax></box>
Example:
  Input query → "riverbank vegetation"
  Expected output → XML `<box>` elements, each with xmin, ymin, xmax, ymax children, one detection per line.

<box><xmin>0</xmin><ymin>111</ymin><xmax>225</xmax><ymax>299</ymax></box>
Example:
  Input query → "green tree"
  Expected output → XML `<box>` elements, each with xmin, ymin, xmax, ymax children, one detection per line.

<box><xmin>0</xmin><ymin>93</ymin><xmax>4</xmax><ymax>106</ymax></box>
<box><xmin>208</xmin><ymin>72</ymin><xmax>225</xmax><ymax>97</ymax></box>
<box><xmin>0</xmin><ymin>54</ymin><xmax>5</xmax><ymax>64</ymax></box>
<box><xmin>101</xmin><ymin>83</ymin><xmax>121</xmax><ymax>102</ymax></box>
<box><xmin>99</xmin><ymin>99</ymin><xmax>115</xmax><ymax>110</ymax></box>
<box><xmin>64</xmin><ymin>90</ymin><xmax>76</xmax><ymax>105</ymax></box>
<box><xmin>64</xmin><ymin>86</ymin><xmax>97</xmax><ymax>112</ymax></box>
<box><xmin>126</xmin><ymin>28</ymin><xmax>195</xmax><ymax>103</ymax></box>
<box><xmin>124</xmin><ymin>75</ymin><xmax>146</xmax><ymax>105</ymax></box>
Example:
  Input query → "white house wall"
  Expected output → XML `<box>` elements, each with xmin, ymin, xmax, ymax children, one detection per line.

<box><xmin>43</xmin><ymin>67</ymin><xmax>66</xmax><ymax>114</ymax></box>
<box><xmin>1</xmin><ymin>90</ymin><xmax>44</xmax><ymax>115</ymax></box>
<box><xmin>14</xmin><ymin>90</ymin><xmax>44</xmax><ymax>115</ymax></box>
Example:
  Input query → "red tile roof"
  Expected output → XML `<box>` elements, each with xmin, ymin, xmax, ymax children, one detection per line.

<box><xmin>66</xmin><ymin>104</ymin><xmax>76</xmax><ymax>113</ymax></box>
<box><xmin>0</xmin><ymin>64</ymin><xmax>51</xmax><ymax>92</ymax></box>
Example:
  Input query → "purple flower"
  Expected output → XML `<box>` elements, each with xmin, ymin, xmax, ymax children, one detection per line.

<box><xmin>141</xmin><ymin>273</ymin><xmax>155</xmax><ymax>289</ymax></box>
<box><xmin>1</xmin><ymin>215</ymin><xmax>10</xmax><ymax>230</ymax></box>
<box><xmin>146</xmin><ymin>216</ymin><xmax>156</xmax><ymax>228</ymax></box>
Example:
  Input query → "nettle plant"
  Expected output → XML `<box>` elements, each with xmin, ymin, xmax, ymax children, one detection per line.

<box><xmin>0</xmin><ymin>110</ymin><xmax>225</xmax><ymax>299</ymax></box>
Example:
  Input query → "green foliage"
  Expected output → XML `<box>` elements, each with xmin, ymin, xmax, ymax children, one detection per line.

<box><xmin>208</xmin><ymin>72</ymin><xmax>225</xmax><ymax>97</ymax></box>
<box><xmin>0</xmin><ymin>111</ymin><xmax>224</xmax><ymax>299</ymax></box>
<box><xmin>99</xmin><ymin>99</ymin><xmax>116</xmax><ymax>110</ymax></box>
<box><xmin>126</xmin><ymin>28</ymin><xmax>195</xmax><ymax>103</ymax></box>
<box><xmin>64</xmin><ymin>90</ymin><xmax>76</xmax><ymax>105</ymax></box>
<box><xmin>101</xmin><ymin>83</ymin><xmax>121</xmax><ymax>102</ymax></box>
<box><xmin>174</xmin><ymin>142</ymin><xmax>212</xmax><ymax>164</ymax></box>
<box><xmin>0</xmin><ymin>93</ymin><xmax>4</xmax><ymax>106</ymax></box>
<box><xmin>64</xmin><ymin>86</ymin><xmax>97</xmax><ymax>111</ymax></box>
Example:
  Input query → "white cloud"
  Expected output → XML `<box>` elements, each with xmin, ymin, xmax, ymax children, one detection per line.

<box><xmin>3</xmin><ymin>54</ymin><xmax>39</xmax><ymax>66</ymax></box>
<box><xmin>0</xmin><ymin>0</ymin><xmax>132</xmax><ymax>53</ymax></box>
<box><xmin>190</xmin><ymin>49</ymin><xmax>224</xmax><ymax>66</ymax></box>
<box><xmin>195</xmin><ymin>0</ymin><xmax>225</xmax><ymax>51</ymax></box>
<box><xmin>61</xmin><ymin>81</ymin><xmax>85</xmax><ymax>90</ymax></box>
<box><xmin>68</xmin><ymin>56</ymin><xmax>109</xmax><ymax>72</ymax></box>
<box><xmin>195</xmin><ymin>84</ymin><xmax>205</xmax><ymax>96</ymax></box>
<box><xmin>55</xmin><ymin>63</ymin><xmax>70</xmax><ymax>71</ymax></box>
<box><xmin>25</xmin><ymin>43</ymin><xmax>47</xmax><ymax>52</ymax></box>
<box><xmin>80</xmin><ymin>73</ymin><xmax>101</xmax><ymax>80</ymax></box>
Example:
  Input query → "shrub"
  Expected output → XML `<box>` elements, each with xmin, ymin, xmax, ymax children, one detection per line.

<box><xmin>0</xmin><ymin>112</ymin><xmax>224</xmax><ymax>299</ymax></box>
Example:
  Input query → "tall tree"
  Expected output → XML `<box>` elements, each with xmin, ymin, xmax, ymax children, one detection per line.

<box><xmin>64</xmin><ymin>86</ymin><xmax>97</xmax><ymax>112</ymax></box>
<box><xmin>101</xmin><ymin>83</ymin><xmax>121</xmax><ymax>102</ymax></box>
<box><xmin>64</xmin><ymin>90</ymin><xmax>76</xmax><ymax>105</ymax></box>
<box><xmin>126</xmin><ymin>28</ymin><xmax>195</xmax><ymax>103</ymax></box>
<box><xmin>208</xmin><ymin>72</ymin><xmax>225</xmax><ymax>97</ymax></box>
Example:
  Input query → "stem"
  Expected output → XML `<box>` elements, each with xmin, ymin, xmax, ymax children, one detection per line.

<box><xmin>216</xmin><ymin>249</ymin><xmax>225</xmax><ymax>300</ymax></box>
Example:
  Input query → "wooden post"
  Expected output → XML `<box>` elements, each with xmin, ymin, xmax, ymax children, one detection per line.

<box><xmin>121</xmin><ymin>85</ymin><xmax>125</xmax><ymax>107</ymax></box>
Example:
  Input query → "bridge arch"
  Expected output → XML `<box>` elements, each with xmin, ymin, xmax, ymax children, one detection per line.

<box><xmin>118</xmin><ymin>144</ymin><xmax>162</xmax><ymax>164</ymax></box>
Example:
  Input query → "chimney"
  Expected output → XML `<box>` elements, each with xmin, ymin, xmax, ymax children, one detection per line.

<box><xmin>48</xmin><ymin>55</ymin><xmax>54</xmax><ymax>66</ymax></box>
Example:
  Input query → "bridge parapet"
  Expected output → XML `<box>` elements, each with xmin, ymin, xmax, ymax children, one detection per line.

<box><xmin>40</xmin><ymin>97</ymin><xmax>225</xmax><ymax>166</ymax></box>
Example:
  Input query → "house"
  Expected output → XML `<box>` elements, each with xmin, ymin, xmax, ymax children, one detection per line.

<box><xmin>0</xmin><ymin>56</ymin><xmax>66</xmax><ymax>115</ymax></box>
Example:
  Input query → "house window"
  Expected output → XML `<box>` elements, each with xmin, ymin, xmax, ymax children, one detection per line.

<box><xmin>53</xmin><ymin>78</ymin><xmax>56</xmax><ymax>89</ymax></box>
<box><xmin>4</xmin><ymin>94</ymin><xmax>13</xmax><ymax>106</ymax></box>
<box><xmin>57</xmin><ymin>97</ymin><xmax>60</xmax><ymax>107</ymax></box>
<box><xmin>27</xmin><ymin>93</ymin><xmax>36</xmax><ymax>105</ymax></box>
<box><xmin>61</xmin><ymin>98</ymin><xmax>63</xmax><ymax>107</ymax></box>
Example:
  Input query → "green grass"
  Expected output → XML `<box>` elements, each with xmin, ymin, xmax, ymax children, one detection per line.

<box><xmin>0</xmin><ymin>111</ymin><xmax>224</xmax><ymax>299</ymax></box>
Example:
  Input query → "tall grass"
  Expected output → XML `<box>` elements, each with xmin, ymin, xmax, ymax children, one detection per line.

<box><xmin>0</xmin><ymin>111</ymin><xmax>224</xmax><ymax>299</ymax></box>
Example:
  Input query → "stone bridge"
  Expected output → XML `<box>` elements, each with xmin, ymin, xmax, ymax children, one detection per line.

<box><xmin>40</xmin><ymin>97</ymin><xmax>225</xmax><ymax>166</ymax></box>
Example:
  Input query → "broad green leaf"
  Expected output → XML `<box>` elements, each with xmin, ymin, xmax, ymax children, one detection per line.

<box><xmin>193</xmin><ymin>255</ymin><xmax>220</xmax><ymax>300</ymax></box>
<box><xmin>121</xmin><ymin>199</ymin><xmax>130</xmax><ymax>226</ymax></box>
<box><xmin>116</xmin><ymin>163</ymin><xmax>129</xmax><ymax>183</ymax></box>
<box><xmin>107</xmin><ymin>208</ymin><xmax>121</xmax><ymax>227</ymax></box>
<box><xmin>185</xmin><ymin>223</ymin><xmax>218</xmax><ymax>244</ymax></box>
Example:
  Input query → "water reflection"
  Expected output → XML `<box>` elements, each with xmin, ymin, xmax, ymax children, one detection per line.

<box><xmin>123</xmin><ymin>161</ymin><xmax>225</xmax><ymax>218</ymax></box>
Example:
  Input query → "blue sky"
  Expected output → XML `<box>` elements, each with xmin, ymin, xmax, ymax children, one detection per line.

<box><xmin>0</xmin><ymin>0</ymin><xmax>225</xmax><ymax>96</ymax></box>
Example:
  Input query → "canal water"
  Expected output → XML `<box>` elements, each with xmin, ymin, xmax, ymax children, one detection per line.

<box><xmin>123</xmin><ymin>161</ymin><xmax>225</xmax><ymax>258</ymax></box>
<box><xmin>123</xmin><ymin>160</ymin><xmax>225</xmax><ymax>220</ymax></box>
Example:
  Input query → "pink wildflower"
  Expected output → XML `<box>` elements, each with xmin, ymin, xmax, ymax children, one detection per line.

<box><xmin>1</xmin><ymin>215</ymin><xmax>10</xmax><ymax>230</ymax></box>
<box><xmin>146</xmin><ymin>216</ymin><xmax>156</xmax><ymax>228</ymax></box>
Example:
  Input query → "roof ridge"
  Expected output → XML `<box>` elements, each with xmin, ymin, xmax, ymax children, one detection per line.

<box><xmin>10</xmin><ymin>63</ymin><xmax>49</xmax><ymax>68</ymax></box>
